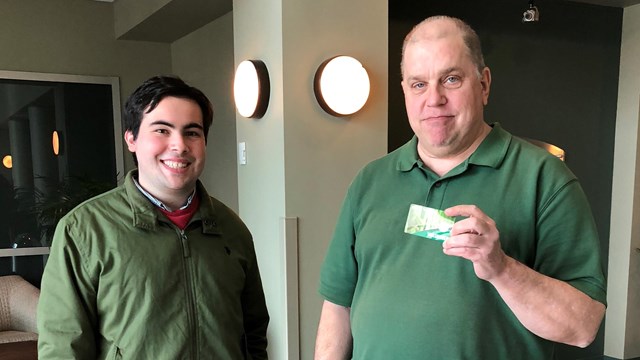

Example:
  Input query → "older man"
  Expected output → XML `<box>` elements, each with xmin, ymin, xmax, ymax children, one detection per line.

<box><xmin>315</xmin><ymin>16</ymin><xmax>605</xmax><ymax>359</ymax></box>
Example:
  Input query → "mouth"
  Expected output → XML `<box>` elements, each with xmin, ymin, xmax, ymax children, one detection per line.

<box><xmin>424</xmin><ymin>115</ymin><xmax>454</xmax><ymax>121</ymax></box>
<box><xmin>162</xmin><ymin>160</ymin><xmax>190</xmax><ymax>169</ymax></box>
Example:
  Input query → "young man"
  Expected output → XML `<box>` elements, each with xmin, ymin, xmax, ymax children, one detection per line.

<box><xmin>315</xmin><ymin>16</ymin><xmax>606</xmax><ymax>359</ymax></box>
<box><xmin>38</xmin><ymin>75</ymin><xmax>269</xmax><ymax>359</ymax></box>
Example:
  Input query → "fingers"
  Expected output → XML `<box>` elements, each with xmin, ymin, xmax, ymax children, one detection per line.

<box><xmin>442</xmin><ymin>239</ymin><xmax>482</xmax><ymax>262</ymax></box>
<box><xmin>444</xmin><ymin>204</ymin><xmax>488</xmax><ymax>220</ymax></box>
<box><xmin>449</xmin><ymin>217</ymin><xmax>482</xmax><ymax>237</ymax></box>
<box><xmin>444</xmin><ymin>231</ymin><xmax>480</xmax><ymax>248</ymax></box>
<box><xmin>445</xmin><ymin>205</ymin><xmax>496</xmax><ymax>237</ymax></box>
<box><xmin>441</xmin><ymin>205</ymin><xmax>505</xmax><ymax>280</ymax></box>
<box><xmin>443</xmin><ymin>229</ymin><xmax>504</xmax><ymax>281</ymax></box>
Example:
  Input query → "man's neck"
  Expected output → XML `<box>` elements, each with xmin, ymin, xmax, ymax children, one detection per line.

<box><xmin>160</xmin><ymin>193</ymin><xmax>195</xmax><ymax>212</ymax></box>
<box><xmin>132</xmin><ymin>177</ymin><xmax>196</xmax><ymax>212</ymax></box>
<box><xmin>419</xmin><ymin>124</ymin><xmax>491</xmax><ymax>177</ymax></box>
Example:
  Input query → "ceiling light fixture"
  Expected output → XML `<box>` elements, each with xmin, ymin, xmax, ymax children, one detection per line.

<box><xmin>522</xmin><ymin>0</ymin><xmax>540</xmax><ymax>23</ymax></box>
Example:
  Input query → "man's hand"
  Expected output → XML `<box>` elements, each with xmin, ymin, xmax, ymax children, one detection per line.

<box><xmin>440</xmin><ymin>204</ymin><xmax>604</xmax><ymax>347</ymax></box>
<box><xmin>442</xmin><ymin>204</ymin><xmax>507</xmax><ymax>281</ymax></box>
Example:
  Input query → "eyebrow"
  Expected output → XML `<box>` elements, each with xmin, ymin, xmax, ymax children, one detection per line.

<box><xmin>405</xmin><ymin>66</ymin><xmax>465</xmax><ymax>82</ymax></box>
<box><xmin>441</xmin><ymin>67</ymin><xmax>463</xmax><ymax>76</ymax></box>
<box><xmin>149</xmin><ymin>120</ymin><xmax>204</xmax><ymax>131</ymax></box>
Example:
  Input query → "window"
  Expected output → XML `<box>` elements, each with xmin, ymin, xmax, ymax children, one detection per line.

<box><xmin>0</xmin><ymin>70</ymin><xmax>123</xmax><ymax>286</ymax></box>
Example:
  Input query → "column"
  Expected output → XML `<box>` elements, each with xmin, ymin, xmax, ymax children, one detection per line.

<box><xmin>8</xmin><ymin>116</ymin><xmax>34</xmax><ymax>194</ymax></box>
<box><xmin>233</xmin><ymin>1</ymin><xmax>387</xmax><ymax>358</ymax></box>
<box><xmin>604</xmin><ymin>3</ymin><xmax>640</xmax><ymax>359</ymax></box>
<box><xmin>28</xmin><ymin>104</ymin><xmax>59</xmax><ymax>198</ymax></box>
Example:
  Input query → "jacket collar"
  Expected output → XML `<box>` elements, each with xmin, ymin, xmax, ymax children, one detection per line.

<box><xmin>123</xmin><ymin>170</ymin><xmax>221</xmax><ymax>235</ymax></box>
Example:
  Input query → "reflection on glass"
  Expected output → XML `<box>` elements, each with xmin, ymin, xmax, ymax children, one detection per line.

<box><xmin>0</xmin><ymin>72</ymin><xmax>121</xmax><ymax>286</ymax></box>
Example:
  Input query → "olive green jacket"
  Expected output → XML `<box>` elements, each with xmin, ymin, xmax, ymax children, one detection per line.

<box><xmin>38</xmin><ymin>170</ymin><xmax>269</xmax><ymax>359</ymax></box>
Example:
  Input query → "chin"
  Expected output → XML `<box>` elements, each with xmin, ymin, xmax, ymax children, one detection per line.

<box><xmin>425</xmin><ymin>132</ymin><xmax>453</xmax><ymax>146</ymax></box>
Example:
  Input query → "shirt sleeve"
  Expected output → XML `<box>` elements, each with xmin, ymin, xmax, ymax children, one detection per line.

<box><xmin>535</xmin><ymin>178</ymin><xmax>607</xmax><ymax>306</ymax></box>
<box><xmin>318</xmin><ymin>186</ymin><xmax>359</xmax><ymax>307</ymax></box>
<box><xmin>37</xmin><ymin>216</ymin><xmax>99</xmax><ymax>359</ymax></box>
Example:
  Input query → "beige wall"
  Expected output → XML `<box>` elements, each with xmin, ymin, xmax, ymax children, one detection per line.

<box><xmin>233</xmin><ymin>0</ymin><xmax>387</xmax><ymax>358</ymax></box>
<box><xmin>171</xmin><ymin>12</ymin><xmax>239</xmax><ymax>211</ymax></box>
<box><xmin>0</xmin><ymin>0</ymin><xmax>239</xmax><ymax>209</ymax></box>
<box><xmin>0</xmin><ymin>0</ymin><xmax>172</xmax><ymax>172</ymax></box>
<box><xmin>281</xmin><ymin>0</ymin><xmax>388</xmax><ymax>358</ymax></box>
<box><xmin>233</xmin><ymin>0</ymin><xmax>288</xmax><ymax>356</ymax></box>
<box><xmin>605</xmin><ymin>3</ymin><xmax>640</xmax><ymax>359</ymax></box>
<box><xmin>114</xmin><ymin>0</ymin><xmax>170</xmax><ymax>38</ymax></box>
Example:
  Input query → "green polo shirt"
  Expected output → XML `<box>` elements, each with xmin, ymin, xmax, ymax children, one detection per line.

<box><xmin>319</xmin><ymin>123</ymin><xmax>606</xmax><ymax>359</ymax></box>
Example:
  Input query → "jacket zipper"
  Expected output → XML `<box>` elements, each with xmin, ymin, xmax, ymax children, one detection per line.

<box><xmin>179</xmin><ymin>229</ymin><xmax>199</xmax><ymax>358</ymax></box>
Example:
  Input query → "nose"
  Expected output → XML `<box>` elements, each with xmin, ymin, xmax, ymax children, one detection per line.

<box><xmin>425</xmin><ymin>84</ymin><xmax>446</xmax><ymax>107</ymax></box>
<box><xmin>170</xmin><ymin>134</ymin><xmax>189</xmax><ymax>154</ymax></box>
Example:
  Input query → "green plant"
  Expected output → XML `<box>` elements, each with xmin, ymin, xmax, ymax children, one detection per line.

<box><xmin>19</xmin><ymin>176</ymin><xmax>115</xmax><ymax>246</ymax></box>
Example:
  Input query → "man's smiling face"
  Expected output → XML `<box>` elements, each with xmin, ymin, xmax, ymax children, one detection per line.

<box><xmin>125</xmin><ymin>96</ymin><xmax>206</xmax><ymax>204</ymax></box>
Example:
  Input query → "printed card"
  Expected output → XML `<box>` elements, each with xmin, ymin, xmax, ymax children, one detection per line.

<box><xmin>404</xmin><ymin>204</ymin><xmax>455</xmax><ymax>241</ymax></box>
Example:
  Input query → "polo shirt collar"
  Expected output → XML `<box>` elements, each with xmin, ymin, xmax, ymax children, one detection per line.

<box><xmin>396</xmin><ymin>136</ymin><xmax>421</xmax><ymax>172</ymax></box>
<box><xmin>468</xmin><ymin>122</ymin><xmax>511</xmax><ymax>169</ymax></box>
<box><xmin>396</xmin><ymin>122</ymin><xmax>511</xmax><ymax>172</ymax></box>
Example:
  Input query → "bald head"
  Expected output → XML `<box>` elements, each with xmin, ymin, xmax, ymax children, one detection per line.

<box><xmin>401</xmin><ymin>16</ymin><xmax>485</xmax><ymax>78</ymax></box>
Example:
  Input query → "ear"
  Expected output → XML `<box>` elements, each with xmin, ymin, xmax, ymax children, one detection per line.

<box><xmin>480</xmin><ymin>67</ymin><xmax>491</xmax><ymax>106</ymax></box>
<box><xmin>124</xmin><ymin>130</ymin><xmax>136</xmax><ymax>152</ymax></box>
<box><xmin>401</xmin><ymin>80</ymin><xmax>409</xmax><ymax>96</ymax></box>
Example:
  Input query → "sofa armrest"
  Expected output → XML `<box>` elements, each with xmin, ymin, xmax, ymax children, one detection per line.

<box><xmin>7</xmin><ymin>278</ymin><xmax>39</xmax><ymax>334</ymax></box>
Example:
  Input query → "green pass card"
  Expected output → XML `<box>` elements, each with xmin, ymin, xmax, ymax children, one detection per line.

<box><xmin>404</xmin><ymin>204</ymin><xmax>455</xmax><ymax>241</ymax></box>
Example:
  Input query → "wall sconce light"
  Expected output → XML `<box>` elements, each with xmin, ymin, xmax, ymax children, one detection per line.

<box><xmin>525</xmin><ymin>138</ymin><xmax>565</xmax><ymax>161</ymax></box>
<box><xmin>52</xmin><ymin>130</ymin><xmax>61</xmax><ymax>155</ymax></box>
<box><xmin>2</xmin><ymin>155</ymin><xmax>12</xmax><ymax>169</ymax></box>
<box><xmin>314</xmin><ymin>55</ymin><xmax>370</xmax><ymax>117</ymax></box>
<box><xmin>234</xmin><ymin>60</ymin><xmax>270</xmax><ymax>119</ymax></box>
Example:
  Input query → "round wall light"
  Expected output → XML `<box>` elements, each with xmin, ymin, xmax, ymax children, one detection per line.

<box><xmin>2</xmin><ymin>155</ymin><xmax>12</xmax><ymax>169</ymax></box>
<box><xmin>314</xmin><ymin>55</ymin><xmax>370</xmax><ymax>117</ymax></box>
<box><xmin>234</xmin><ymin>60</ymin><xmax>270</xmax><ymax>119</ymax></box>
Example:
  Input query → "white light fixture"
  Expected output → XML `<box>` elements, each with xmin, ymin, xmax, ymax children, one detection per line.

<box><xmin>314</xmin><ymin>55</ymin><xmax>370</xmax><ymax>117</ymax></box>
<box><xmin>234</xmin><ymin>60</ymin><xmax>270</xmax><ymax>119</ymax></box>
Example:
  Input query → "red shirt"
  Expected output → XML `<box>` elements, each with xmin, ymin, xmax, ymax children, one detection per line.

<box><xmin>158</xmin><ymin>195</ymin><xmax>200</xmax><ymax>230</ymax></box>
